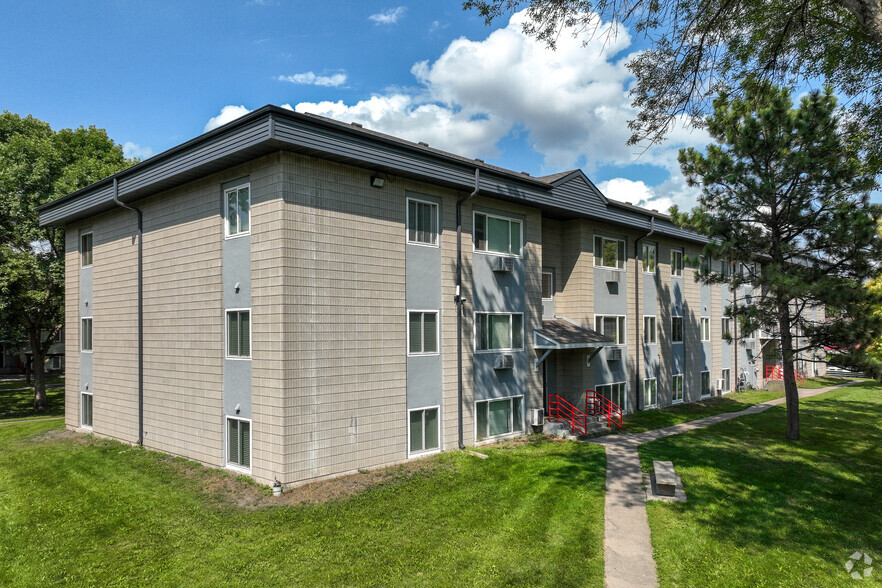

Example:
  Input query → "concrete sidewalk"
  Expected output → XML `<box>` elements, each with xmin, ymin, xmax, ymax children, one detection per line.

<box><xmin>588</xmin><ymin>382</ymin><xmax>857</xmax><ymax>588</ymax></box>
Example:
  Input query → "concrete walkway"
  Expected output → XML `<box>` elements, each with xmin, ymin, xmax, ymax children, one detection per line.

<box><xmin>588</xmin><ymin>382</ymin><xmax>857</xmax><ymax>588</ymax></box>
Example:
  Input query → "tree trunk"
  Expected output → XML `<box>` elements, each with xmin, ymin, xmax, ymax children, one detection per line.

<box><xmin>25</xmin><ymin>356</ymin><xmax>31</xmax><ymax>386</ymax></box>
<box><xmin>778</xmin><ymin>304</ymin><xmax>800</xmax><ymax>440</ymax></box>
<box><xmin>30</xmin><ymin>331</ymin><xmax>47</xmax><ymax>412</ymax></box>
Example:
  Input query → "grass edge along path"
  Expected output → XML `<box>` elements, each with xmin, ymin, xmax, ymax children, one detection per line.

<box><xmin>0</xmin><ymin>423</ymin><xmax>606</xmax><ymax>587</ymax></box>
<box><xmin>639</xmin><ymin>380</ymin><xmax>880</xmax><ymax>587</ymax></box>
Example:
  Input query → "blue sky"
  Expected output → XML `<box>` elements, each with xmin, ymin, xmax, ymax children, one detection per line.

<box><xmin>2</xmin><ymin>1</ymin><xmax>878</xmax><ymax>210</ymax></box>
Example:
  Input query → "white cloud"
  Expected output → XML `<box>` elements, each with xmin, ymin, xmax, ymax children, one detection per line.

<box><xmin>276</xmin><ymin>72</ymin><xmax>347</xmax><ymax>87</ymax></box>
<box><xmin>122</xmin><ymin>142</ymin><xmax>153</xmax><ymax>160</ymax></box>
<box><xmin>369</xmin><ymin>7</ymin><xmax>405</xmax><ymax>25</ymax></box>
<box><xmin>204</xmin><ymin>105</ymin><xmax>251</xmax><ymax>132</ymax></box>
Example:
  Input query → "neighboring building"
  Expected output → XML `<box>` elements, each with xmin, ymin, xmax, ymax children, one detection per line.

<box><xmin>37</xmin><ymin>106</ymin><xmax>824</xmax><ymax>486</ymax></box>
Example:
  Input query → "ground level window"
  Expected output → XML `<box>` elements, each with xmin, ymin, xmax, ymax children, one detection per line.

<box><xmin>721</xmin><ymin>368</ymin><xmax>731</xmax><ymax>392</ymax></box>
<box><xmin>701</xmin><ymin>371</ymin><xmax>711</xmax><ymax>397</ymax></box>
<box><xmin>672</xmin><ymin>374</ymin><xmax>684</xmax><ymax>403</ymax></box>
<box><xmin>227</xmin><ymin>417</ymin><xmax>251</xmax><ymax>469</ymax></box>
<box><xmin>596</xmin><ymin>382</ymin><xmax>626</xmax><ymax>411</ymax></box>
<box><xmin>643</xmin><ymin>378</ymin><xmax>658</xmax><ymax>408</ymax></box>
<box><xmin>476</xmin><ymin>396</ymin><xmax>523</xmax><ymax>441</ymax></box>
<box><xmin>81</xmin><ymin>392</ymin><xmax>93</xmax><ymax>428</ymax></box>
<box><xmin>409</xmin><ymin>407</ymin><xmax>439</xmax><ymax>454</ymax></box>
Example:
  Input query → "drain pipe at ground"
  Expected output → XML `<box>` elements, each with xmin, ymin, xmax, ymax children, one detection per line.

<box><xmin>112</xmin><ymin>178</ymin><xmax>145</xmax><ymax>446</ymax></box>
<box><xmin>456</xmin><ymin>168</ymin><xmax>480</xmax><ymax>450</ymax></box>
<box><xmin>634</xmin><ymin>217</ymin><xmax>655</xmax><ymax>412</ymax></box>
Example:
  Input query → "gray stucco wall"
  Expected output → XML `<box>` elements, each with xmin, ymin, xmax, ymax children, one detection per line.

<box><xmin>406</xmin><ymin>193</ymin><xmax>443</xmax><ymax>412</ymax></box>
<box><xmin>79</xmin><ymin>238</ymin><xmax>93</xmax><ymax>422</ymax></box>
<box><xmin>223</xmin><ymin>177</ymin><xmax>252</xmax><ymax>421</ymax></box>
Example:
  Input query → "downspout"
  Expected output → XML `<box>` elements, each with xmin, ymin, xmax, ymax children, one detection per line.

<box><xmin>456</xmin><ymin>168</ymin><xmax>480</xmax><ymax>450</ymax></box>
<box><xmin>112</xmin><ymin>178</ymin><xmax>144</xmax><ymax>445</ymax></box>
<box><xmin>634</xmin><ymin>217</ymin><xmax>655</xmax><ymax>412</ymax></box>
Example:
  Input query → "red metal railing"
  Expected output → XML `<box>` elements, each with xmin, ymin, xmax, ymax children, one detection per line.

<box><xmin>765</xmin><ymin>365</ymin><xmax>806</xmax><ymax>386</ymax></box>
<box><xmin>548</xmin><ymin>394</ymin><xmax>589</xmax><ymax>436</ymax></box>
<box><xmin>585</xmin><ymin>389</ymin><xmax>624</xmax><ymax>429</ymax></box>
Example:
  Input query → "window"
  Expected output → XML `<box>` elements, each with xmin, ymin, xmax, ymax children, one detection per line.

<box><xmin>721</xmin><ymin>368</ymin><xmax>731</xmax><ymax>392</ymax></box>
<box><xmin>671</xmin><ymin>249</ymin><xmax>684</xmax><ymax>277</ymax></box>
<box><xmin>476</xmin><ymin>396</ymin><xmax>523</xmax><ymax>440</ymax></box>
<box><xmin>474</xmin><ymin>212</ymin><xmax>521</xmax><ymax>256</ymax></box>
<box><xmin>643</xmin><ymin>378</ymin><xmax>658</xmax><ymax>408</ymax></box>
<box><xmin>672</xmin><ymin>374</ymin><xmax>684</xmax><ymax>403</ymax></box>
<box><xmin>701</xmin><ymin>317</ymin><xmax>710</xmax><ymax>341</ymax></box>
<box><xmin>225</xmin><ymin>184</ymin><xmax>250</xmax><ymax>237</ymax></box>
<box><xmin>595</xmin><ymin>315</ymin><xmax>626</xmax><ymax>344</ymax></box>
<box><xmin>226</xmin><ymin>310</ymin><xmax>250</xmax><ymax>358</ymax></box>
<box><xmin>596</xmin><ymin>382</ymin><xmax>626</xmax><ymax>410</ymax></box>
<box><xmin>48</xmin><ymin>356</ymin><xmax>61</xmax><ymax>370</ymax></box>
<box><xmin>227</xmin><ymin>417</ymin><xmax>251</xmax><ymax>469</ymax></box>
<box><xmin>701</xmin><ymin>371</ymin><xmax>711</xmax><ymax>397</ymax></box>
<box><xmin>407</xmin><ymin>198</ymin><xmax>438</xmax><ymax>246</ymax></box>
<box><xmin>720</xmin><ymin>259</ymin><xmax>730</xmax><ymax>278</ymax></box>
<box><xmin>81</xmin><ymin>233</ymin><xmax>93</xmax><ymax>267</ymax></box>
<box><xmin>475</xmin><ymin>313</ymin><xmax>523</xmax><ymax>351</ymax></box>
<box><xmin>81</xmin><ymin>392</ymin><xmax>93</xmax><ymax>428</ymax></box>
<box><xmin>642</xmin><ymin>243</ymin><xmax>656</xmax><ymax>273</ymax></box>
<box><xmin>594</xmin><ymin>235</ymin><xmax>625</xmax><ymax>269</ymax></box>
<box><xmin>81</xmin><ymin>317</ymin><xmax>93</xmax><ymax>351</ymax></box>
<box><xmin>700</xmin><ymin>255</ymin><xmax>711</xmax><ymax>273</ymax></box>
<box><xmin>643</xmin><ymin>316</ymin><xmax>657</xmax><ymax>344</ymax></box>
<box><xmin>671</xmin><ymin>316</ymin><xmax>683</xmax><ymax>343</ymax></box>
<box><xmin>409</xmin><ymin>407</ymin><xmax>440</xmax><ymax>454</ymax></box>
<box><xmin>722</xmin><ymin>318</ymin><xmax>731</xmax><ymax>339</ymax></box>
<box><xmin>408</xmin><ymin>311</ymin><xmax>438</xmax><ymax>355</ymax></box>
<box><xmin>541</xmin><ymin>271</ymin><xmax>554</xmax><ymax>300</ymax></box>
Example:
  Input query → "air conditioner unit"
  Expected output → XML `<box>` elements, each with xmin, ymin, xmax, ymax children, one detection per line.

<box><xmin>717</xmin><ymin>378</ymin><xmax>725</xmax><ymax>390</ymax></box>
<box><xmin>607</xmin><ymin>347</ymin><xmax>622</xmax><ymax>361</ymax></box>
<box><xmin>494</xmin><ymin>354</ymin><xmax>514</xmax><ymax>369</ymax></box>
<box><xmin>492</xmin><ymin>256</ymin><xmax>513</xmax><ymax>272</ymax></box>
<box><xmin>530</xmin><ymin>408</ymin><xmax>544</xmax><ymax>426</ymax></box>
<box><xmin>605</xmin><ymin>270</ymin><xmax>620</xmax><ymax>283</ymax></box>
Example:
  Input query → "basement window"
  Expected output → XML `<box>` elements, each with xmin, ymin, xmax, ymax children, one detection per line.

<box><xmin>81</xmin><ymin>392</ymin><xmax>93</xmax><ymax>429</ymax></box>
<box><xmin>227</xmin><ymin>416</ymin><xmax>251</xmax><ymax>470</ymax></box>
<box><xmin>409</xmin><ymin>406</ymin><xmax>439</xmax><ymax>455</ymax></box>
<box><xmin>476</xmin><ymin>396</ymin><xmax>524</xmax><ymax>441</ymax></box>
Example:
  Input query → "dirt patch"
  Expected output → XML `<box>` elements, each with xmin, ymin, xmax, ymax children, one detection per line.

<box><xmin>26</xmin><ymin>428</ymin><xmax>82</xmax><ymax>443</ymax></box>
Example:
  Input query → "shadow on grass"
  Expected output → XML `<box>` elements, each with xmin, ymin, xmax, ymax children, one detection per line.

<box><xmin>640</xmin><ymin>382</ymin><xmax>882</xmax><ymax>583</ymax></box>
<box><xmin>0</xmin><ymin>379</ymin><xmax>65</xmax><ymax>420</ymax></box>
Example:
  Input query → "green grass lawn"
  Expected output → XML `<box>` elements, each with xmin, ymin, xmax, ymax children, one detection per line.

<box><xmin>0</xmin><ymin>378</ymin><xmax>65</xmax><ymax>420</ymax></box>
<box><xmin>0</xmin><ymin>425</ymin><xmax>605</xmax><ymax>587</ymax></box>
<box><xmin>640</xmin><ymin>381</ymin><xmax>882</xmax><ymax>587</ymax></box>
<box><xmin>797</xmin><ymin>375</ymin><xmax>861</xmax><ymax>389</ymax></box>
<box><xmin>620</xmin><ymin>389</ymin><xmax>783</xmax><ymax>433</ymax></box>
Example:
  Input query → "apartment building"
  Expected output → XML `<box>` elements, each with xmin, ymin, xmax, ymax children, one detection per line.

<box><xmin>38</xmin><ymin>106</ymin><xmax>817</xmax><ymax>487</ymax></box>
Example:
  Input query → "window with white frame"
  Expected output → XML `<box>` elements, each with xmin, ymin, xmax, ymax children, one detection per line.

<box><xmin>541</xmin><ymin>270</ymin><xmax>554</xmax><ymax>300</ymax></box>
<box><xmin>225</xmin><ymin>183</ymin><xmax>250</xmax><ymax>237</ymax></box>
<box><xmin>81</xmin><ymin>392</ymin><xmax>93</xmax><ymax>428</ymax></box>
<box><xmin>409</xmin><ymin>406</ymin><xmax>439</xmax><ymax>454</ymax></box>
<box><xmin>643</xmin><ymin>378</ymin><xmax>658</xmax><ymax>408</ymax></box>
<box><xmin>81</xmin><ymin>233</ymin><xmax>93</xmax><ymax>267</ymax></box>
<box><xmin>475</xmin><ymin>313</ymin><xmax>523</xmax><ymax>351</ymax></box>
<box><xmin>701</xmin><ymin>371</ymin><xmax>711</xmax><ymax>397</ymax></box>
<box><xmin>720</xmin><ymin>259</ymin><xmax>730</xmax><ymax>278</ymax></box>
<box><xmin>49</xmin><ymin>356</ymin><xmax>61</xmax><ymax>370</ymax></box>
<box><xmin>701</xmin><ymin>317</ymin><xmax>711</xmax><ymax>341</ymax></box>
<box><xmin>476</xmin><ymin>396</ymin><xmax>523</xmax><ymax>440</ymax></box>
<box><xmin>671</xmin><ymin>249</ymin><xmax>684</xmax><ymax>277</ymax></box>
<box><xmin>596</xmin><ymin>382</ymin><xmax>626</xmax><ymax>410</ymax></box>
<box><xmin>226</xmin><ymin>310</ymin><xmax>251</xmax><ymax>358</ymax></box>
<box><xmin>643</xmin><ymin>316</ymin><xmax>657</xmax><ymax>344</ymax></box>
<box><xmin>672</xmin><ymin>374</ymin><xmax>684</xmax><ymax>403</ymax></box>
<box><xmin>474</xmin><ymin>212</ymin><xmax>522</xmax><ymax>256</ymax></box>
<box><xmin>407</xmin><ymin>198</ymin><xmax>438</xmax><ymax>246</ymax></box>
<box><xmin>700</xmin><ymin>255</ymin><xmax>711</xmax><ymax>273</ymax></box>
<box><xmin>594</xmin><ymin>235</ymin><xmax>625</xmax><ymax>270</ymax></box>
<box><xmin>81</xmin><ymin>317</ymin><xmax>93</xmax><ymax>351</ymax></box>
<box><xmin>642</xmin><ymin>243</ymin><xmax>656</xmax><ymax>273</ymax></box>
<box><xmin>722</xmin><ymin>317</ymin><xmax>731</xmax><ymax>339</ymax></box>
<box><xmin>721</xmin><ymin>368</ymin><xmax>731</xmax><ymax>392</ymax></box>
<box><xmin>671</xmin><ymin>316</ymin><xmax>683</xmax><ymax>343</ymax></box>
<box><xmin>408</xmin><ymin>311</ymin><xmax>438</xmax><ymax>355</ymax></box>
<box><xmin>595</xmin><ymin>315</ymin><xmax>626</xmax><ymax>344</ymax></box>
<box><xmin>226</xmin><ymin>416</ymin><xmax>251</xmax><ymax>469</ymax></box>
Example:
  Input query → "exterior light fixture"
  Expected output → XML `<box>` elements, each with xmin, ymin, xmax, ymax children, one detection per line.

<box><xmin>370</xmin><ymin>175</ymin><xmax>385</xmax><ymax>188</ymax></box>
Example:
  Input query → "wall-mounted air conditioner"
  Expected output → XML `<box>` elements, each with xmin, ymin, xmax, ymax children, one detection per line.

<box><xmin>494</xmin><ymin>354</ymin><xmax>514</xmax><ymax>369</ymax></box>
<box><xmin>492</xmin><ymin>256</ymin><xmax>513</xmax><ymax>272</ymax></box>
<box><xmin>717</xmin><ymin>378</ymin><xmax>725</xmax><ymax>389</ymax></box>
<box><xmin>607</xmin><ymin>347</ymin><xmax>622</xmax><ymax>361</ymax></box>
<box><xmin>530</xmin><ymin>408</ymin><xmax>544</xmax><ymax>426</ymax></box>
